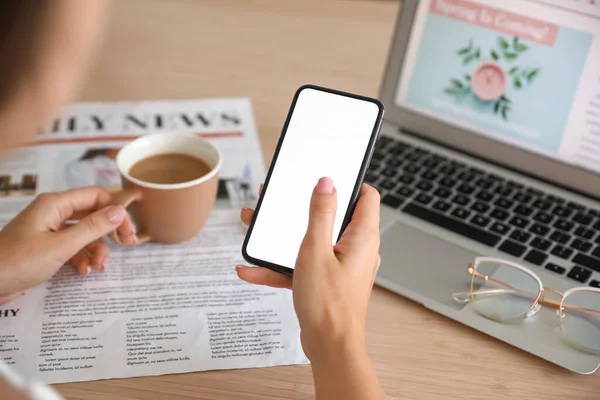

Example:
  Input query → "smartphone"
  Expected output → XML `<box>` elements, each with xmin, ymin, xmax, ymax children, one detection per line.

<box><xmin>242</xmin><ymin>85</ymin><xmax>384</xmax><ymax>274</ymax></box>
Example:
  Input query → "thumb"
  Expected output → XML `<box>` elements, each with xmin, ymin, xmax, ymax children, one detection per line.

<box><xmin>303</xmin><ymin>177</ymin><xmax>338</xmax><ymax>253</ymax></box>
<box><xmin>55</xmin><ymin>205</ymin><xmax>128</xmax><ymax>258</ymax></box>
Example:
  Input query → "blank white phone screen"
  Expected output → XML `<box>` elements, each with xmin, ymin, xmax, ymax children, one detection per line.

<box><xmin>246</xmin><ymin>88</ymin><xmax>380</xmax><ymax>270</ymax></box>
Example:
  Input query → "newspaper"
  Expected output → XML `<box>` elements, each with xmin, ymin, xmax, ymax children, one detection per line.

<box><xmin>0</xmin><ymin>99</ymin><xmax>307</xmax><ymax>384</ymax></box>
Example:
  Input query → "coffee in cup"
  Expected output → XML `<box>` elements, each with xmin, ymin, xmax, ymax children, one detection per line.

<box><xmin>110</xmin><ymin>133</ymin><xmax>222</xmax><ymax>244</ymax></box>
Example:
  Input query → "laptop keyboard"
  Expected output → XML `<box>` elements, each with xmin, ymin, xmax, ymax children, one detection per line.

<box><xmin>367</xmin><ymin>135</ymin><xmax>600</xmax><ymax>288</ymax></box>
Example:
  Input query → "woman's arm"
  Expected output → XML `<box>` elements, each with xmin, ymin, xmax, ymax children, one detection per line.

<box><xmin>237</xmin><ymin>178</ymin><xmax>386</xmax><ymax>399</ymax></box>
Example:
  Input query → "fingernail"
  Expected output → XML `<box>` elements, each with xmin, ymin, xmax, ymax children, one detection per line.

<box><xmin>241</xmin><ymin>207</ymin><xmax>252</xmax><ymax>213</ymax></box>
<box><xmin>107</xmin><ymin>206</ymin><xmax>126</xmax><ymax>224</ymax></box>
<box><xmin>102</xmin><ymin>257</ymin><xmax>109</xmax><ymax>270</ymax></box>
<box><xmin>316</xmin><ymin>177</ymin><xmax>334</xmax><ymax>195</ymax></box>
<box><xmin>235</xmin><ymin>266</ymin><xmax>242</xmax><ymax>272</ymax></box>
<box><xmin>132</xmin><ymin>233</ymin><xmax>139</xmax><ymax>243</ymax></box>
<box><xmin>86</xmin><ymin>266</ymin><xmax>92</xmax><ymax>275</ymax></box>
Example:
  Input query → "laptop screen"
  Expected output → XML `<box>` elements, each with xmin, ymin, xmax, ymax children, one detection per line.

<box><xmin>396</xmin><ymin>0</ymin><xmax>600</xmax><ymax>174</ymax></box>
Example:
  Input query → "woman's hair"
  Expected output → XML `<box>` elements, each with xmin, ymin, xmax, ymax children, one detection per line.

<box><xmin>0</xmin><ymin>1</ymin><xmax>50</xmax><ymax>106</ymax></box>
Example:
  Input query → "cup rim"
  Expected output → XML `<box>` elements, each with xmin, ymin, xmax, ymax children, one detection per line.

<box><xmin>117</xmin><ymin>132</ymin><xmax>222</xmax><ymax>190</ymax></box>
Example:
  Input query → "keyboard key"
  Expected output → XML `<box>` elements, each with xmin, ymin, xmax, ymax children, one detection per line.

<box><xmin>380</xmin><ymin>180</ymin><xmax>396</xmax><ymax>190</ymax></box>
<box><xmin>545</xmin><ymin>263</ymin><xmax>566</xmax><ymax>275</ymax></box>
<box><xmin>531</xmin><ymin>237</ymin><xmax>552</xmax><ymax>251</ymax></box>
<box><xmin>434</xmin><ymin>187</ymin><xmax>452</xmax><ymax>199</ymax></box>
<box><xmin>526</xmin><ymin>188</ymin><xmax>544</xmax><ymax>197</ymax></box>
<box><xmin>553</xmin><ymin>206</ymin><xmax>573</xmax><ymax>218</ymax></box>
<box><xmin>415</xmin><ymin>193</ymin><xmax>433</xmax><ymax>205</ymax></box>
<box><xmin>471</xmin><ymin>202</ymin><xmax>490</xmax><ymax>213</ymax></box>
<box><xmin>388</xmin><ymin>157</ymin><xmax>403</xmax><ymax>167</ymax></box>
<box><xmin>406</xmin><ymin>152</ymin><xmax>422</xmax><ymax>162</ymax></box>
<box><xmin>573</xmin><ymin>213</ymin><xmax>593</xmax><ymax>226</ymax></box>
<box><xmin>549</xmin><ymin>231</ymin><xmax>571</xmax><ymax>244</ymax></box>
<box><xmin>396</xmin><ymin>186</ymin><xmax>415</xmax><ymax>198</ymax></box>
<box><xmin>547</xmin><ymin>195</ymin><xmax>565</xmax><ymax>204</ymax></box>
<box><xmin>533</xmin><ymin>211</ymin><xmax>554</xmax><ymax>225</ymax></box>
<box><xmin>488</xmin><ymin>174</ymin><xmax>504</xmax><ymax>182</ymax></box>
<box><xmin>476</xmin><ymin>191</ymin><xmax>494</xmax><ymax>202</ymax></box>
<box><xmin>439</xmin><ymin>177</ymin><xmax>457</xmax><ymax>188</ymax></box>
<box><xmin>451</xmin><ymin>207</ymin><xmax>471</xmax><ymax>220</ymax></box>
<box><xmin>422</xmin><ymin>158</ymin><xmax>439</xmax><ymax>169</ymax></box>
<box><xmin>572</xmin><ymin>253</ymin><xmax>600</xmax><ymax>273</ymax></box>
<box><xmin>476</xmin><ymin>179</ymin><xmax>494</xmax><ymax>190</ymax></box>
<box><xmin>590</xmin><ymin>280</ymin><xmax>600</xmax><ymax>288</ymax></box>
<box><xmin>365</xmin><ymin>172</ymin><xmax>379</xmax><ymax>184</ymax></box>
<box><xmin>439</xmin><ymin>165</ymin><xmax>457</xmax><ymax>175</ymax></box>
<box><xmin>513</xmin><ymin>205</ymin><xmax>533</xmax><ymax>217</ymax></box>
<box><xmin>368</xmin><ymin>159</ymin><xmax>381</xmax><ymax>170</ymax></box>
<box><xmin>399</xmin><ymin>174</ymin><xmax>415</xmax><ymax>185</ymax></box>
<box><xmin>590</xmin><ymin>209</ymin><xmax>600</xmax><ymax>217</ymax></box>
<box><xmin>514</xmin><ymin>192</ymin><xmax>533</xmax><ymax>204</ymax></box>
<box><xmin>457</xmin><ymin>184</ymin><xmax>476</xmax><ymax>194</ymax></box>
<box><xmin>450</xmin><ymin>160</ymin><xmax>466</xmax><ymax>169</ymax></box>
<box><xmin>404</xmin><ymin>164</ymin><xmax>420</xmax><ymax>174</ymax></box>
<box><xmin>490</xmin><ymin>208</ymin><xmax>510</xmax><ymax>221</ymax></box>
<box><xmin>574</xmin><ymin>226</ymin><xmax>595</xmax><ymax>240</ymax></box>
<box><xmin>567</xmin><ymin>266</ymin><xmax>592</xmax><ymax>283</ymax></box>
<box><xmin>510</xmin><ymin>229</ymin><xmax>531</xmax><ymax>243</ymax></box>
<box><xmin>506</xmin><ymin>180</ymin><xmax>523</xmax><ymax>189</ymax></box>
<box><xmin>571</xmin><ymin>239</ymin><xmax>592</xmax><ymax>253</ymax></box>
<box><xmin>469</xmin><ymin>167</ymin><xmax>484</xmax><ymax>175</ymax></box>
<box><xmin>490</xmin><ymin>222</ymin><xmax>510</xmax><ymax>235</ymax></box>
<box><xmin>457</xmin><ymin>172</ymin><xmax>476</xmax><ymax>182</ymax></box>
<box><xmin>495</xmin><ymin>186</ymin><xmax>513</xmax><ymax>196</ymax></box>
<box><xmin>524</xmin><ymin>249</ymin><xmax>548</xmax><ymax>266</ymax></box>
<box><xmin>402</xmin><ymin>203</ymin><xmax>501</xmax><ymax>247</ymax></box>
<box><xmin>499</xmin><ymin>240</ymin><xmax>527</xmax><ymax>257</ymax></box>
<box><xmin>389</xmin><ymin>145</ymin><xmax>408</xmax><ymax>155</ymax></box>
<box><xmin>382</xmin><ymin>194</ymin><xmax>404</xmax><ymax>209</ymax></box>
<box><xmin>567</xmin><ymin>201</ymin><xmax>586</xmax><ymax>211</ymax></box>
<box><xmin>372</xmin><ymin>151</ymin><xmax>386</xmax><ymax>161</ymax></box>
<box><xmin>553</xmin><ymin>219</ymin><xmax>574</xmax><ymax>232</ymax></box>
<box><xmin>532</xmin><ymin>199</ymin><xmax>551</xmax><ymax>210</ymax></box>
<box><xmin>529</xmin><ymin>223</ymin><xmax>550</xmax><ymax>236</ymax></box>
<box><xmin>471</xmin><ymin>214</ymin><xmax>491</xmax><ymax>228</ymax></box>
<box><xmin>452</xmin><ymin>194</ymin><xmax>471</xmax><ymax>206</ymax></box>
<box><xmin>432</xmin><ymin>200</ymin><xmax>452</xmax><ymax>212</ymax></box>
<box><xmin>416</xmin><ymin>180</ymin><xmax>434</xmax><ymax>192</ymax></box>
<box><xmin>551</xmin><ymin>245</ymin><xmax>573</xmax><ymax>260</ymax></box>
<box><xmin>382</xmin><ymin>168</ymin><xmax>397</xmax><ymax>178</ymax></box>
<box><xmin>495</xmin><ymin>198</ymin><xmax>514</xmax><ymax>209</ymax></box>
<box><xmin>422</xmin><ymin>170</ymin><xmax>438</xmax><ymax>181</ymax></box>
<box><xmin>509</xmin><ymin>216</ymin><xmax>530</xmax><ymax>229</ymax></box>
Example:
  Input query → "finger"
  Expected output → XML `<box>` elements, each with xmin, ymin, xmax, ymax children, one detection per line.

<box><xmin>235</xmin><ymin>266</ymin><xmax>292</xmax><ymax>289</ymax></box>
<box><xmin>303</xmin><ymin>177</ymin><xmax>338</xmax><ymax>253</ymax></box>
<box><xmin>86</xmin><ymin>238</ymin><xmax>110</xmax><ymax>271</ymax></box>
<box><xmin>69</xmin><ymin>250</ymin><xmax>92</xmax><ymax>276</ymax></box>
<box><xmin>36</xmin><ymin>187</ymin><xmax>113</xmax><ymax>229</ymax></box>
<box><xmin>347</xmin><ymin>184</ymin><xmax>380</xmax><ymax>233</ymax></box>
<box><xmin>240</xmin><ymin>207</ymin><xmax>254</xmax><ymax>227</ymax></box>
<box><xmin>54</xmin><ymin>205</ymin><xmax>128</xmax><ymax>260</ymax></box>
<box><xmin>115</xmin><ymin>215</ymin><xmax>137</xmax><ymax>245</ymax></box>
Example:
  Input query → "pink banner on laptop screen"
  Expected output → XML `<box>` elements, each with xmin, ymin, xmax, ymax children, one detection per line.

<box><xmin>429</xmin><ymin>0</ymin><xmax>559</xmax><ymax>46</ymax></box>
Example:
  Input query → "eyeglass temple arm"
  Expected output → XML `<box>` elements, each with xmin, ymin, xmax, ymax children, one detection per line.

<box><xmin>470</xmin><ymin>269</ymin><xmax>600</xmax><ymax>317</ymax></box>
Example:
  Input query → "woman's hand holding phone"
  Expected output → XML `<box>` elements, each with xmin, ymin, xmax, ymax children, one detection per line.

<box><xmin>237</xmin><ymin>177</ymin><xmax>386</xmax><ymax>400</ymax></box>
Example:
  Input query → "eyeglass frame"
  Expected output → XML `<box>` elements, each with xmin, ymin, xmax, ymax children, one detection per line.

<box><xmin>456</xmin><ymin>257</ymin><xmax>600</xmax><ymax>323</ymax></box>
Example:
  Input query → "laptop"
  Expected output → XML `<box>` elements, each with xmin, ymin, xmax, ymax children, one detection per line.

<box><xmin>373</xmin><ymin>0</ymin><xmax>600</xmax><ymax>374</ymax></box>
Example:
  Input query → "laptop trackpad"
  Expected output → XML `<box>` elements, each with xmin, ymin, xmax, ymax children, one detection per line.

<box><xmin>378</xmin><ymin>221</ymin><xmax>477</xmax><ymax>309</ymax></box>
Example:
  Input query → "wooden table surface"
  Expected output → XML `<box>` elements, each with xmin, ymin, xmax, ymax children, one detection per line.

<box><xmin>55</xmin><ymin>0</ymin><xmax>600</xmax><ymax>398</ymax></box>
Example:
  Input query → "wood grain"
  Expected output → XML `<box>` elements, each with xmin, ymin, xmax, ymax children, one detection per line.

<box><xmin>54</xmin><ymin>0</ymin><xmax>600</xmax><ymax>398</ymax></box>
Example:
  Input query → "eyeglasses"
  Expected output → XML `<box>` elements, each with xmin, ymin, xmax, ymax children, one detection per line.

<box><xmin>453</xmin><ymin>257</ymin><xmax>600</xmax><ymax>355</ymax></box>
